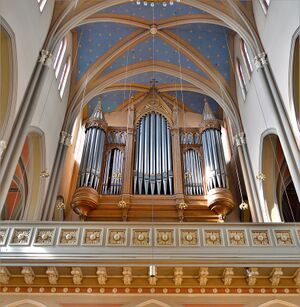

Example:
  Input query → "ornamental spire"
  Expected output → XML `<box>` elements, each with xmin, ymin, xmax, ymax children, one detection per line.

<box><xmin>203</xmin><ymin>98</ymin><xmax>216</xmax><ymax>121</ymax></box>
<box><xmin>91</xmin><ymin>96</ymin><xmax>105</xmax><ymax>120</ymax></box>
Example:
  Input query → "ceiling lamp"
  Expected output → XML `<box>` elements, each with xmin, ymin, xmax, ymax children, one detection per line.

<box><xmin>131</xmin><ymin>0</ymin><xmax>180</xmax><ymax>7</ymax></box>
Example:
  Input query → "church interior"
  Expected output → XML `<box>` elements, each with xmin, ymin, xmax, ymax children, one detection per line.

<box><xmin>0</xmin><ymin>0</ymin><xmax>299</xmax><ymax>306</ymax></box>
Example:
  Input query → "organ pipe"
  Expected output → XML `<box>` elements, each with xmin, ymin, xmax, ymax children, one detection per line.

<box><xmin>183</xmin><ymin>149</ymin><xmax>204</xmax><ymax>195</ymax></box>
<box><xmin>77</xmin><ymin>98</ymin><xmax>107</xmax><ymax>191</ymax></box>
<box><xmin>133</xmin><ymin>112</ymin><xmax>173</xmax><ymax>195</ymax></box>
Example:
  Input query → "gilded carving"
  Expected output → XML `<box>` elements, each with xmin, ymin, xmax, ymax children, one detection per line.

<box><xmin>251</xmin><ymin>230</ymin><xmax>270</xmax><ymax>246</ymax></box>
<box><xmin>34</xmin><ymin>228</ymin><xmax>55</xmax><ymax>245</ymax></box>
<box><xmin>173</xmin><ymin>267</ymin><xmax>183</xmax><ymax>286</ymax></box>
<box><xmin>148</xmin><ymin>276</ymin><xmax>157</xmax><ymax>286</ymax></box>
<box><xmin>107</xmin><ymin>229</ymin><xmax>127</xmax><ymax>245</ymax></box>
<box><xmin>246</xmin><ymin>268</ymin><xmax>259</xmax><ymax>286</ymax></box>
<box><xmin>10</xmin><ymin>228</ymin><xmax>32</xmax><ymax>245</ymax></box>
<box><xmin>122</xmin><ymin>267</ymin><xmax>132</xmax><ymax>285</ymax></box>
<box><xmin>71</xmin><ymin>267</ymin><xmax>83</xmax><ymax>285</ymax></box>
<box><xmin>269</xmin><ymin>268</ymin><xmax>283</xmax><ymax>286</ymax></box>
<box><xmin>223</xmin><ymin>268</ymin><xmax>234</xmax><ymax>286</ymax></box>
<box><xmin>0</xmin><ymin>267</ymin><xmax>10</xmax><ymax>284</ymax></box>
<box><xmin>97</xmin><ymin>267</ymin><xmax>107</xmax><ymax>285</ymax></box>
<box><xmin>198</xmin><ymin>267</ymin><xmax>209</xmax><ymax>286</ymax></box>
<box><xmin>21</xmin><ymin>267</ymin><xmax>35</xmax><ymax>284</ymax></box>
<box><xmin>58</xmin><ymin>229</ymin><xmax>79</xmax><ymax>245</ymax></box>
<box><xmin>204</xmin><ymin>230</ymin><xmax>222</xmax><ymax>246</ymax></box>
<box><xmin>132</xmin><ymin>229</ymin><xmax>150</xmax><ymax>246</ymax></box>
<box><xmin>46</xmin><ymin>267</ymin><xmax>59</xmax><ymax>285</ymax></box>
<box><xmin>294</xmin><ymin>269</ymin><xmax>300</xmax><ymax>287</ymax></box>
<box><xmin>274</xmin><ymin>230</ymin><xmax>293</xmax><ymax>245</ymax></box>
<box><xmin>83</xmin><ymin>228</ymin><xmax>102</xmax><ymax>245</ymax></box>
<box><xmin>156</xmin><ymin>229</ymin><xmax>174</xmax><ymax>246</ymax></box>
<box><xmin>228</xmin><ymin>230</ymin><xmax>246</xmax><ymax>246</ymax></box>
<box><xmin>180</xmin><ymin>229</ymin><xmax>198</xmax><ymax>246</ymax></box>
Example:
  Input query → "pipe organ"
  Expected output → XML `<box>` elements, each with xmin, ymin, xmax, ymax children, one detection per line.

<box><xmin>133</xmin><ymin>112</ymin><xmax>173</xmax><ymax>195</ymax></box>
<box><xmin>102</xmin><ymin>148</ymin><xmax>124</xmax><ymax>195</ymax></box>
<box><xmin>70</xmin><ymin>93</ymin><xmax>235</xmax><ymax>222</ymax></box>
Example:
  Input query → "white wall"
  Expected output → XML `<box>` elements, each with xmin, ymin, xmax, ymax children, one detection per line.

<box><xmin>253</xmin><ymin>0</ymin><xmax>300</xmax><ymax>144</ymax></box>
<box><xmin>0</xmin><ymin>0</ymin><xmax>73</xmax><ymax>218</ymax></box>
<box><xmin>234</xmin><ymin>0</ymin><xmax>300</xmax><ymax>222</ymax></box>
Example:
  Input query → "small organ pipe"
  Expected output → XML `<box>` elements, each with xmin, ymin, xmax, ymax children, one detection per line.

<box><xmin>138</xmin><ymin>119</ymin><xmax>145</xmax><ymax>194</ymax></box>
<box><xmin>161</xmin><ymin>117</ymin><xmax>168</xmax><ymax>195</ymax></box>
<box><xmin>133</xmin><ymin>126</ymin><xmax>140</xmax><ymax>194</ymax></box>
<box><xmin>150</xmin><ymin>112</ymin><xmax>156</xmax><ymax>195</ymax></box>
<box><xmin>167</xmin><ymin>126</ymin><xmax>173</xmax><ymax>195</ymax></box>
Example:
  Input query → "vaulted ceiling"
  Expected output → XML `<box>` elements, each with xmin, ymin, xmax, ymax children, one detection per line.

<box><xmin>73</xmin><ymin>2</ymin><xmax>238</xmax><ymax>117</ymax></box>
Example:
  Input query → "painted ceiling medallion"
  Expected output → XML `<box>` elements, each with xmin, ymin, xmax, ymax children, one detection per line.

<box><xmin>132</xmin><ymin>0</ymin><xmax>180</xmax><ymax>7</ymax></box>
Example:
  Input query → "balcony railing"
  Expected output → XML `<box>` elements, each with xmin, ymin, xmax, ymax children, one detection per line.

<box><xmin>1</xmin><ymin>222</ymin><xmax>299</xmax><ymax>266</ymax></box>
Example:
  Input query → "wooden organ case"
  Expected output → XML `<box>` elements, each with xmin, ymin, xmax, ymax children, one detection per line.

<box><xmin>71</xmin><ymin>91</ymin><xmax>235</xmax><ymax>222</ymax></box>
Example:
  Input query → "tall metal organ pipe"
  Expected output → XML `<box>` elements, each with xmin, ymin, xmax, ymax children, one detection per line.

<box><xmin>202</xmin><ymin>128</ymin><xmax>228</xmax><ymax>191</ymax></box>
<box><xmin>133</xmin><ymin>112</ymin><xmax>173</xmax><ymax>195</ymax></box>
<box><xmin>71</xmin><ymin>97</ymin><xmax>107</xmax><ymax>217</ymax></box>
<box><xmin>77</xmin><ymin>100</ymin><xmax>106</xmax><ymax>190</ymax></box>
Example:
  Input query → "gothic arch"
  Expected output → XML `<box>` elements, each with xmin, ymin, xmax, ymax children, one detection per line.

<box><xmin>257</xmin><ymin>299</ymin><xmax>298</xmax><ymax>307</ymax></box>
<box><xmin>134</xmin><ymin>299</ymin><xmax>171</xmax><ymax>307</ymax></box>
<box><xmin>0</xmin><ymin>129</ymin><xmax>45</xmax><ymax>220</ymax></box>
<box><xmin>4</xmin><ymin>299</ymin><xmax>48</xmax><ymax>307</ymax></box>
<box><xmin>289</xmin><ymin>26</ymin><xmax>300</xmax><ymax>134</ymax></box>
<box><xmin>0</xmin><ymin>17</ymin><xmax>17</xmax><ymax>141</ymax></box>
<box><xmin>259</xmin><ymin>131</ymin><xmax>299</xmax><ymax>222</ymax></box>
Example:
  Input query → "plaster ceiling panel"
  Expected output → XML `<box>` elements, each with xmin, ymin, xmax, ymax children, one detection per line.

<box><xmin>120</xmin><ymin>71</ymin><xmax>190</xmax><ymax>86</ymax></box>
<box><xmin>88</xmin><ymin>90</ymin><xmax>137</xmax><ymax>115</ymax></box>
<box><xmin>169</xmin><ymin>24</ymin><xmax>231</xmax><ymax>80</ymax></box>
<box><xmin>101</xmin><ymin>2</ymin><xmax>207</xmax><ymax>21</ymax></box>
<box><xmin>76</xmin><ymin>22</ymin><xmax>137</xmax><ymax>80</ymax></box>
<box><xmin>101</xmin><ymin>36</ymin><xmax>206</xmax><ymax>78</ymax></box>
<box><xmin>170</xmin><ymin>91</ymin><xmax>219</xmax><ymax>115</ymax></box>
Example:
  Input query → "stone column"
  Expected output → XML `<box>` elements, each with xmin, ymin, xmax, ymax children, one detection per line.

<box><xmin>0</xmin><ymin>50</ymin><xmax>52</xmax><ymax>214</ymax></box>
<box><xmin>235</xmin><ymin>133</ymin><xmax>263</xmax><ymax>222</ymax></box>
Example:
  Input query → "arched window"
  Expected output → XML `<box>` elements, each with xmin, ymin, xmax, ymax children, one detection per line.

<box><xmin>58</xmin><ymin>56</ymin><xmax>71</xmax><ymax>98</ymax></box>
<box><xmin>37</xmin><ymin>0</ymin><xmax>47</xmax><ymax>12</ymax></box>
<box><xmin>292</xmin><ymin>35</ymin><xmax>299</xmax><ymax>128</ymax></box>
<box><xmin>53</xmin><ymin>38</ymin><xmax>67</xmax><ymax>78</ymax></box>
<box><xmin>236</xmin><ymin>59</ymin><xmax>247</xmax><ymax>100</ymax></box>
<box><xmin>240</xmin><ymin>40</ymin><xmax>253</xmax><ymax>78</ymax></box>
<box><xmin>260</xmin><ymin>0</ymin><xmax>271</xmax><ymax>14</ymax></box>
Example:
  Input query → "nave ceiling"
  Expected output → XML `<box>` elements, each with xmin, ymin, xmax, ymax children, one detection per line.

<box><xmin>49</xmin><ymin>0</ymin><xmax>255</xmax><ymax>130</ymax></box>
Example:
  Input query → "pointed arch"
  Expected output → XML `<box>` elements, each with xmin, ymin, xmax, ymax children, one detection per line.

<box><xmin>0</xmin><ymin>17</ymin><xmax>18</xmax><ymax>141</ymax></box>
<box><xmin>4</xmin><ymin>299</ymin><xmax>48</xmax><ymax>307</ymax></box>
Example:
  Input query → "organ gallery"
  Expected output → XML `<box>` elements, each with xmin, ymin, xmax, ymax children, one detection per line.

<box><xmin>71</xmin><ymin>87</ymin><xmax>234</xmax><ymax>222</ymax></box>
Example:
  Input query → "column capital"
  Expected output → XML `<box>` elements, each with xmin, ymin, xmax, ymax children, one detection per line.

<box><xmin>38</xmin><ymin>49</ymin><xmax>53</xmax><ymax>66</ymax></box>
<box><xmin>235</xmin><ymin>132</ymin><xmax>247</xmax><ymax>147</ymax></box>
<box><xmin>254</xmin><ymin>52</ymin><xmax>268</xmax><ymax>70</ymax></box>
<box><xmin>60</xmin><ymin>131</ymin><xmax>72</xmax><ymax>146</ymax></box>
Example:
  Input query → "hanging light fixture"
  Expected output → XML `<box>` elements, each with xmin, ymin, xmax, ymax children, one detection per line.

<box><xmin>131</xmin><ymin>0</ymin><xmax>180</xmax><ymax>7</ymax></box>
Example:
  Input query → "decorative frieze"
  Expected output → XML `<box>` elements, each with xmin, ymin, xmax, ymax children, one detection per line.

<box><xmin>251</xmin><ymin>230</ymin><xmax>270</xmax><ymax>246</ymax></box>
<box><xmin>156</xmin><ymin>229</ymin><xmax>174</xmax><ymax>246</ymax></box>
<box><xmin>246</xmin><ymin>268</ymin><xmax>259</xmax><ymax>286</ymax></box>
<box><xmin>10</xmin><ymin>228</ymin><xmax>32</xmax><ymax>245</ymax></box>
<box><xmin>122</xmin><ymin>267</ymin><xmax>132</xmax><ymax>286</ymax></box>
<box><xmin>107</xmin><ymin>229</ymin><xmax>127</xmax><ymax>246</ymax></box>
<box><xmin>227</xmin><ymin>230</ymin><xmax>247</xmax><ymax>246</ymax></box>
<box><xmin>179</xmin><ymin>229</ymin><xmax>198</xmax><ymax>246</ymax></box>
<box><xmin>273</xmin><ymin>230</ymin><xmax>294</xmax><ymax>246</ymax></box>
<box><xmin>0</xmin><ymin>228</ymin><xmax>8</xmax><ymax>245</ymax></box>
<box><xmin>34</xmin><ymin>228</ymin><xmax>55</xmax><ymax>245</ymax></box>
<box><xmin>82</xmin><ymin>228</ymin><xmax>103</xmax><ymax>245</ymax></box>
<box><xmin>58</xmin><ymin>228</ymin><xmax>79</xmax><ymax>245</ymax></box>
<box><xmin>223</xmin><ymin>268</ymin><xmax>234</xmax><ymax>286</ymax></box>
<box><xmin>132</xmin><ymin>229</ymin><xmax>151</xmax><ymax>246</ymax></box>
<box><xmin>204</xmin><ymin>230</ymin><xmax>223</xmax><ymax>246</ymax></box>
<box><xmin>173</xmin><ymin>267</ymin><xmax>183</xmax><ymax>286</ymax></box>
